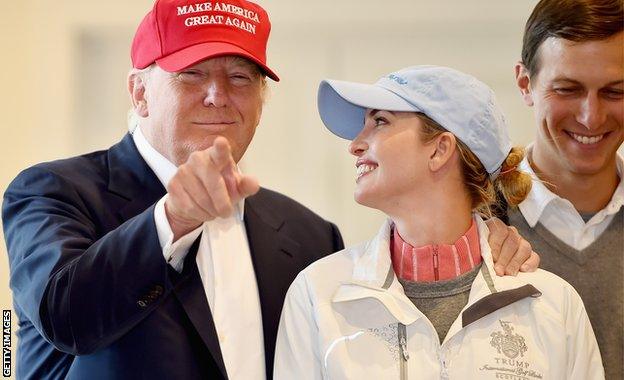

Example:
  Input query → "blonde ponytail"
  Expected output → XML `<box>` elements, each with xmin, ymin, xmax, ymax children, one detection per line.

<box><xmin>495</xmin><ymin>147</ymin><xmax>532</xmax><ymax>208</ymax></box>
<box><xmin>417</xmin><ymin>113</ymin><xmax>532</xmax><ymax>216</ymax></box>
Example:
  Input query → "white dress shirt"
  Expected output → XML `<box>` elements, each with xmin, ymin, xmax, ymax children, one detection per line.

<box><xmin>132</xmin><ymin>126</ymin><xmax>266</xmax><ymax>379</ymax></box>
<box><xmin>518</xmin><ymin>146</ymin><xmax>624</xmax><ymax>251</ymax></box>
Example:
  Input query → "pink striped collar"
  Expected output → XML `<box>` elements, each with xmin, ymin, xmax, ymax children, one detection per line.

<box><xmin>390</xmin><ymin>219</ymin><xmax>482</xmax><ymax>282</ymax></box>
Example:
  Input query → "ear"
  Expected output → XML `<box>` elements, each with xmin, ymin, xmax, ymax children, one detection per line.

<box><xmin>515</xmin><ymin>62</ymin><xmax>534</xmax><ymax>107</ymax></box>
<box><xmin>428</xmin><ymin>132</ymin><xmax>457</xmax><ymax>173</ymax></box>
<box><xmin>128</xmin><ymin>72</ymin><xmax>149</xmax><ymax>118</ymax></box>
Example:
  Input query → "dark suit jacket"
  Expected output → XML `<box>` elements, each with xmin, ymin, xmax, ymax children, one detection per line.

<box><xmin>2</xmin><ymin>134</ymin><xmax>344</xmax><ymax>379</ymax></box>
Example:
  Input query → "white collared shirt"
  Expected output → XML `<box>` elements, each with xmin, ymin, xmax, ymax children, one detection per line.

<box><xmin>132</xmin><ymin>126</ymin><xmax>266</xmax><ymax>379</ymax></box>
<box><xmin>518</xmin><ymin>146</ymin><xmax>624</xmax><ymax>251</ymax></box>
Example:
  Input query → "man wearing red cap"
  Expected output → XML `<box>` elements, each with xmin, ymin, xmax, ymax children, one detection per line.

<box><xmin>3</xmin><ymin>0</ymin><xmax>536</xmax><ymax>379</ymax></box>
<box><xmin>3</xmin><ymin>1</ymin><xmax>342</xmax><ymax>379</ymax></box>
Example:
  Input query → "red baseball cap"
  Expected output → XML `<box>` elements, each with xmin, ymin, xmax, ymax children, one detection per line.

<box><xmin>131</xmin><ymin>0</ymin><xmax>279</xmax><ymax>81</ymax></box>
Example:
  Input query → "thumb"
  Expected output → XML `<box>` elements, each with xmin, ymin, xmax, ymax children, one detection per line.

<box><xmin>485</xmin><ymin>217</ymin><xmax>505</xmax><ymax>261</ymax></box>
<box><xmin>237</xmin><ymin>175</ymin><xmax>260</xmax><ymax>199</ymax></box>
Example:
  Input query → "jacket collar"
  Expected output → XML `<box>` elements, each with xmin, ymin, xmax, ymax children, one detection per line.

<box><xmin>332</xmin><ymin>215</ymin><xmax>542</xmax><ymax>331</ymax></box>
<box><xmin>332</xmin><ymin>219</ymin><xmax>424</xmax><ymax>325</ymax></box>
<box><xmin>108</xmin><ymin>133</ymin><xmax>165</xmax><ymax>204</ymax></box>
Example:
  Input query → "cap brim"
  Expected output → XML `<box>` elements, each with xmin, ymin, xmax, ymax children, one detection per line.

<box><xmin>156</xmin><ymin>41</ymin><xmax>279</xmax><ymax>81</ymax></box>
<box><xmin>317</xmin><ymin>80</ymin><xmax>419</xmax><ymax>140</ymax></box>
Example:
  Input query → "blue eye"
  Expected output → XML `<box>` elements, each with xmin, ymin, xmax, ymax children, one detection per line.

<box><xmin>374</xmin><ymin>117</ymin><xmax>388</xmax><ymax>126</ymax></box>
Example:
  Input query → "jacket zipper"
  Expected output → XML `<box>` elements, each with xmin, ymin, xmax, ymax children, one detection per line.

<box><xmin>398</xmin><ymin>323</ymin><xmax>409</xmax><ymax>380</ymax></box>
<box><xmin>433</xmin><ymin>245</ymin><xmax>439</xmax><ymax>281</ymax></box>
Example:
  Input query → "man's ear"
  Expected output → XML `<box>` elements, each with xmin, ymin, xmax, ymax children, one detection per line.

<box><xmin>428</xmin><ymin>132</ymin><xmax>457</xmax><ymax>173</ymax></box>
<box><xmin>515</xmin><ymin>62</ymin><xmax>534</xmax><ymax>107</ymax></box>
<box><xmin>128</xmin><ymin>72</ymin><xmax>149</xmax><ymax>118</ymax></box>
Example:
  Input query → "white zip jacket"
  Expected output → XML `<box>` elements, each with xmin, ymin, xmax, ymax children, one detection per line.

<box><xmin>274</xmin><ymin>217</ymin><xmax>604</xmax><ymax>380</ymax></box>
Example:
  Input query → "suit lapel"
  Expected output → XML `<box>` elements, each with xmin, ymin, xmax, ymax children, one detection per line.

<box><xmin>106</xmin><ymin>133</ymin><xmax>167</xmax><ymax>221</ymax></box>
<box><xmin>244</xmin><ymin>190</ymin><xmax>304</xmax><ymax>377</ymax></box>
<box><xmin>106</xmin><ymin>134</ymin><xmax>228</xmax><ymax>376</ymax></box>
<box><xmin>173</xmin><ymin>242</ymin><xmax>228</xmax><ymax>379</ymax></box>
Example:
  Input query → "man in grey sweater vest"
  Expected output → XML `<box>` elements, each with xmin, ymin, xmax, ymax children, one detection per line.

<box><xmin>510</xmin><ymin>0</ymin><xmax>623</xmax><ymax>378</ymax></box>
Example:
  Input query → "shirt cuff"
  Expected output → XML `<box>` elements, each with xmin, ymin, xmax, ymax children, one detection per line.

<box><xmin>154</xmin><ymin>195</ymin><xmax>203</xmax><ymax>272</ymax></box>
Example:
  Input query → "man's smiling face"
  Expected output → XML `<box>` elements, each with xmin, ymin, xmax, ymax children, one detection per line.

<box><xmin>519</xmin><ymin>32</ymin><xmax>624</xmax><ymax>178</ymax></box>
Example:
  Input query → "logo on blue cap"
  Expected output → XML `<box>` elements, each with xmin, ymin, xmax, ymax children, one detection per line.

<box><xmin>387</xmin><ymin>74</ymin><xmax>408</xmax><ymax>85</ymax></box>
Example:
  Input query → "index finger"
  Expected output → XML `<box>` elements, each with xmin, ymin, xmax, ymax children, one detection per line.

<box><xmin>208</xmin><ymin>137</ymin><xmax>234</xmax><ymax>171</ymax></box>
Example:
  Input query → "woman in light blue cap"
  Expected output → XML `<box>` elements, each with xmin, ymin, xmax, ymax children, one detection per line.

<box><xmin>274</xmin><ymin>66</ymin><xmax>603</xmax><ymax>379</ymax></box>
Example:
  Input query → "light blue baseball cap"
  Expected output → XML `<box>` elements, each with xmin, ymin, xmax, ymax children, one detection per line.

<box><xmin>317</xmin><ymin>65</ymin><xmax>512</xmax><ymax>177</ymax></box>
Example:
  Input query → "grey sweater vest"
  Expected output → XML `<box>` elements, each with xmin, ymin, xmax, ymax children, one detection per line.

<box><xmin>508</xmin><ymin>208</ymin><xmax>623</xmax><ymax>380</ymax></box>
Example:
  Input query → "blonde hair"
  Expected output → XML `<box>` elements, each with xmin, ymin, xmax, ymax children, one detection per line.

<box><xmin>417</xmin><ymin>113</ymin><xmax>532</xmax><ymax>217</ymax></box>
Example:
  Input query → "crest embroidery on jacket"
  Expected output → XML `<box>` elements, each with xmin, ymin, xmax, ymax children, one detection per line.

<box><xmin>490</xmin><ymin>320</ymin><xmax>528</xmax><ymax>359</ymax></box>
<box><xmin>479</xmin><ymin>320</ymin><xmax>543</xmax><ymax>379</ymax></box>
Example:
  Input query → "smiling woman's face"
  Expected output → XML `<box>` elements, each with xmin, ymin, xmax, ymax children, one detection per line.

<box><xmin>348</xmin><ymin>109</ymin><xmax>436</xmax><ymax>212</ymax></box>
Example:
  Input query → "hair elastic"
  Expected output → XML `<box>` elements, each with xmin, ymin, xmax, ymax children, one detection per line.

<box><xmin>499</xmin><ymin>165</ymin><xmax>518</xmax><ymax>176</ymax></box>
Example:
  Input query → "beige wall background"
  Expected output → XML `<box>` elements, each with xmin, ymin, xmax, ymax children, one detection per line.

<box><xmin>0</xmin><ymin>0</ymin><xmax>555</xmax><ymax>374</ymax></box>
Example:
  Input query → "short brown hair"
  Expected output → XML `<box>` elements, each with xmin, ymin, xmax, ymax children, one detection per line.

<box><xmin>417</xmin><ymin>114</ymin><xmax>532</xmax><ymax>217</ymax></box>
<box><xmin>522</xmin><ymin>0</ymin><xmax>623</xmax><ymax>76</ymax></box>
